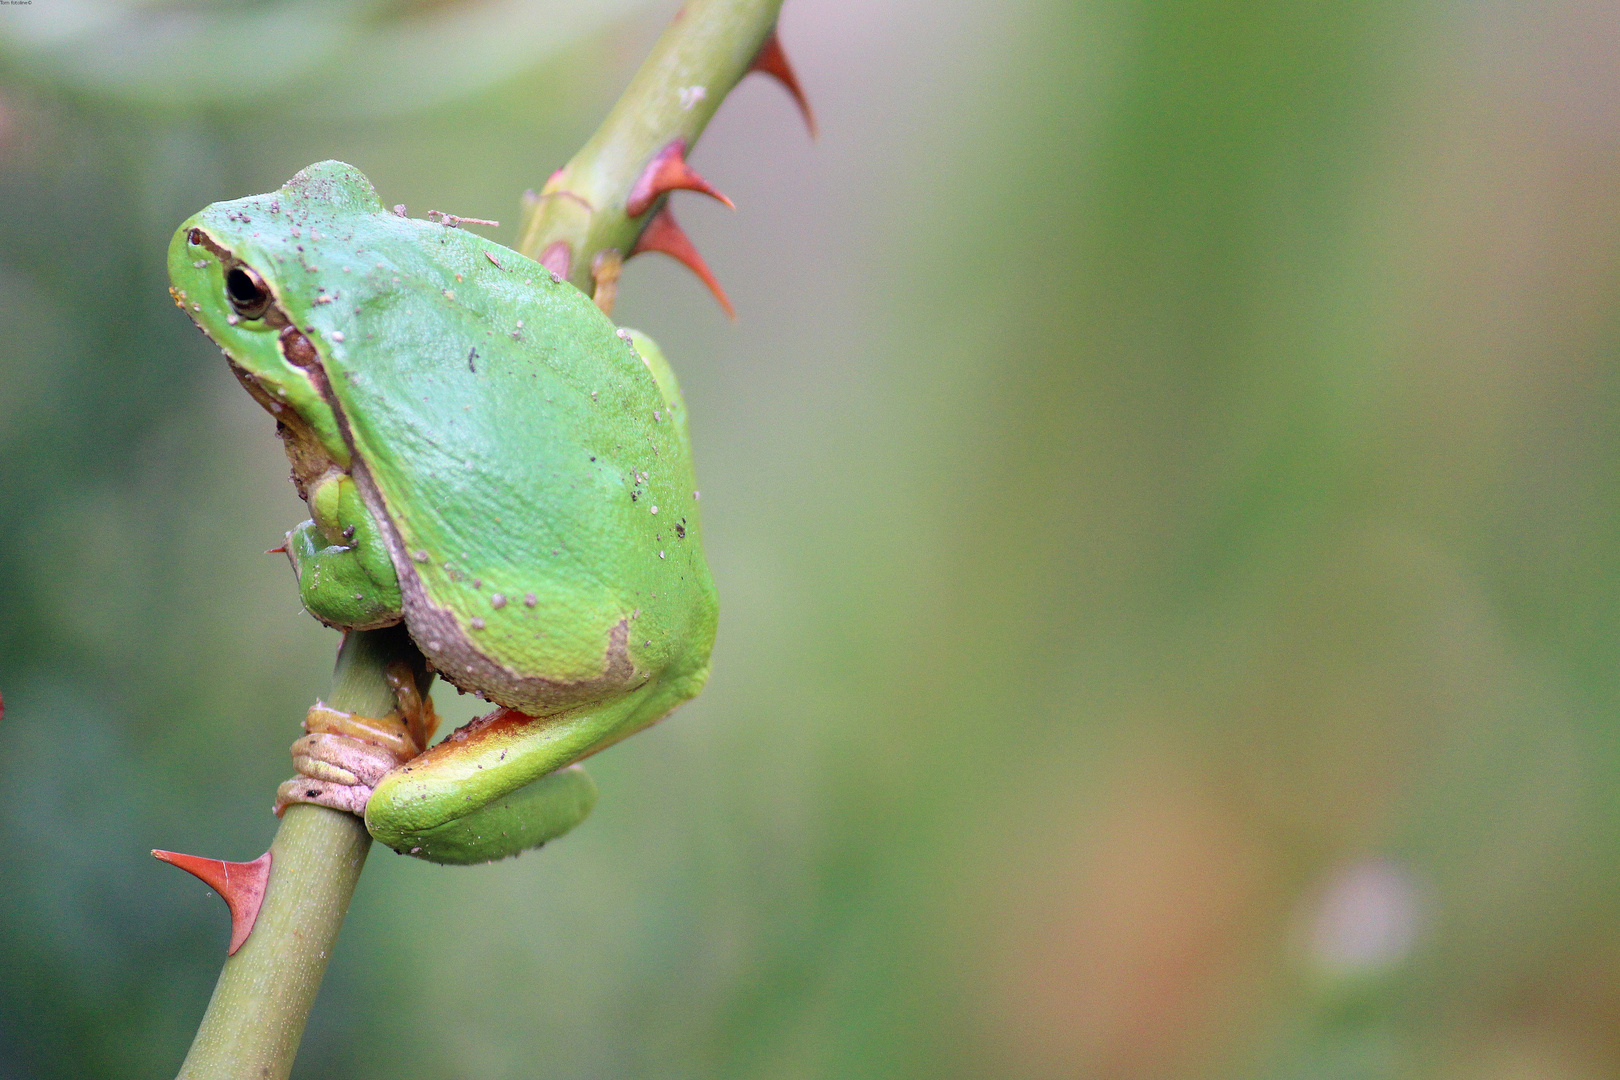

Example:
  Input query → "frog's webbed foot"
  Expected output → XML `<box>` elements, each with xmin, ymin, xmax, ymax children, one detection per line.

<box><xmin>274</xmin><ymin>705</ymin><xmax>409</xmax><ymax>815</ymax></box>
<box><xmin>273</xmin><ymin>661</ymin><xmax>440</xmax><ymax>817</ymax></box>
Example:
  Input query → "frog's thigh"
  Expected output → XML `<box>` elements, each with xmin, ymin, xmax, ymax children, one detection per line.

<box><xmin>369</xmin><ymin>763</ymin><xmax>597</xmax><ymax>865</ymax></box>
<box><xmin>365</xmin><ymin>690</ymin><xmax>664</xmax><ymax>862</ymax></box>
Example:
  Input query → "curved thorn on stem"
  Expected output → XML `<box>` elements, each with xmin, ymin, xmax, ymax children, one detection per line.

<box><xmin>627</xmin><ymin>139</ymin><xmax>736</xmax><ymax>218</ymax></box>
<box><xmin>153</xmin><ymin>849</ymin><xmax>273</xmax><ymax>955</ymax></box>
<box><xmin>749</xmin><ymin>28</ymin><xmax>816</xmax><ymax>138</ymax></box>
<box><xmin>631</xmin><ymin>205</ymin><xmax>735</xmax><ymax>318</ymax></box>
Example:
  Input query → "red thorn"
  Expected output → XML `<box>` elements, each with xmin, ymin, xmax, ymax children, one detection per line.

<box><xmin>626</xmin><ymin>139</ymin><xmax>735</xmax><ymax>218</ymax></box>
<box><xmin>153</xmin><ymin>849</ymin><xmax>272</xmax><ymax>955</ymax></box>
<box><xmin>632</xmin><ymin>205</ymin><xmax>735</xmax><ymax>319</ymax></box>
<box><xmin>749</xmin><ymin>28</ymin><xmax>817</xmax><ymax>138</ymax></box>
<box><xmin>265</xmin><ymin>545</ymin><xmax>287</xmax><ymax>555</ymax></box>
<box><xmin>540</xmin><ymin>241</ymin><xmax>571</xmax><ymax>280</ymax></box>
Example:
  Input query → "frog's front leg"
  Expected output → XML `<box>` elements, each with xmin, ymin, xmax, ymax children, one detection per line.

<box><xmin>284</xmin><ymin>469</ymin><xmax>403</xmax><ymax>631</ymax></box>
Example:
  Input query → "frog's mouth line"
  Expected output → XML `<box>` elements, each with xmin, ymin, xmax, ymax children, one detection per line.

<box><xmin>185</xmin><ymin>227</ymin><xmax>353</xmax><ymax>499</ymax></box>
<box><xmin>187</xmin><ymin>231</ymin><xmax>356</xmax><ymax>541</ymax></box>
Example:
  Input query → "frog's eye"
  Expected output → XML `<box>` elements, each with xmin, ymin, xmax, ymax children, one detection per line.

<box><xmin>225</xmin><ymin>265</ymin><xmax>272</xmax><ymax>321</ymax></box>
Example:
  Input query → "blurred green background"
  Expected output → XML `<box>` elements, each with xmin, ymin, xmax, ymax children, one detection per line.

<box><xmin>4</xmin><ymin>0</ymin><xmax>1620</xmax><ymax>1076</ymax></box>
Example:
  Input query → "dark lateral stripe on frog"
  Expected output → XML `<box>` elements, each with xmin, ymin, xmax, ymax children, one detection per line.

<box><xmin>188</xmin><ymin>227</ymin><xmax>294</xmax><ymax>331</ymax></box>
<box><xmin>186</xmin><ymin>226</ymin><xmax>232</xmax><ymax>263</ymax></box>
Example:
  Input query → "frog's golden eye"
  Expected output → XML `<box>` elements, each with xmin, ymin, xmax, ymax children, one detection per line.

<box><xmin>225</xmin><ymin>265</ymin><xmax>272</xmax><ymax>320</ymax></box>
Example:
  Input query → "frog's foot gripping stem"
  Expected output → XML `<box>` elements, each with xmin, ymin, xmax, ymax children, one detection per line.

<box><xmin>273</xmin><ymin>705</ymin><xmax>417</xmax><ymax>815</ymax></box>
<box><xmin>273</xmin><ymin>661</ymin><xmax>440</xmax><ymax>817</ymax></box>
<box><xmin>152</xmin><ymin>667</ymin><xmax>433</xmax><ymax>956</ymax></box>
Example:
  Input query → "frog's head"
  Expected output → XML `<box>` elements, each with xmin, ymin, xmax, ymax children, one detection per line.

<box><xmin>168</xmin><ymin>161</ymin><xmax>385</xmax><ymax>488</ymax></box>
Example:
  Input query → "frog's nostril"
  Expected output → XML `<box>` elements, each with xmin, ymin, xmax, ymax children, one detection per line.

<box><xmin>188</xmin><ymin>228</ymin><xmax>204</xmax><ymax>246</ymax></box>
<box><xmin>226</xmin><ymin>265</ymin><xmax>272</xmax><ymax>320</ymax></box>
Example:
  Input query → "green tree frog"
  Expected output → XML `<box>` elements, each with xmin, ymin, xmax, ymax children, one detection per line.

<box><xmin>168</xmin><ymin>161</ymin><xmax>717</xmax><ymax>864</ymax></box>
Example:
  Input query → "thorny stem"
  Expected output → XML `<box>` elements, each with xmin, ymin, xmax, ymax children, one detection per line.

<box><xmin>515</xmin><ymin>0</ymin><xmax>787</xmax><ymax>294</ymax></box>
<box><xmin>176</xmin><ymin>2</ymin><xmax>790</xmax><ymax>1075</ymax></box>
<box><xmin>174</xmin><ymin>627</ymin><xmax>423</xmax><ymax>1080</ymax></box>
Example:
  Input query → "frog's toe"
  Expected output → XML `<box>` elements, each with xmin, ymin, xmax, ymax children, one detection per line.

<box><xmin>274</xmin><ymin>776</ymin><xmax>372</xmax><ymax>816</ymax></box>
<box><xmin>290</xmin><ymin>731</ymin><xmax>398</xmax><ymax>786</ymax></box>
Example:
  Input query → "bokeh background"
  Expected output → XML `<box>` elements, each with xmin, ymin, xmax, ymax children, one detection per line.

<box><xmin>3</xmin><ymin>0</ymin><xmax>1620</xmax><ymax>1076</ymax></box>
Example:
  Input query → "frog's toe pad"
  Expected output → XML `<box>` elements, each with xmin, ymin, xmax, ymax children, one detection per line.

<box><xmin>275</xmin><ymin>776</ymin><xmax>373</xmax><ymax>816</ymax></box>
<box><xmin>290</xmin><ymin>731</ymin><xmax>398</xmax><ymax>786</ymax></box>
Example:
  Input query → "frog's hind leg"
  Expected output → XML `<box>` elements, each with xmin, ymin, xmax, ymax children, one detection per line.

<box><xmin>364</xmin><ymin>692</ymin><xmax>660</xmax><ymax>864</ymax></box>
<box><xmin>375</xmin><ymin>763</ymin><xmax>598</xmax><ymax>865</ymax></box>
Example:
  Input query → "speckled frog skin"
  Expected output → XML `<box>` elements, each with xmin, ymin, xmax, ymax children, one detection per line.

<box><xmin>168</xmin><ymin>161</ymin><xmax>717</xmax><ymax>863</ymax></box>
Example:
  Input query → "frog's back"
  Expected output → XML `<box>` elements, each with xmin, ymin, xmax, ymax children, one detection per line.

<box><xmin>271</xmin><ymin>164</ymin><xmax>715</xmax><ymax>715</ymax></box>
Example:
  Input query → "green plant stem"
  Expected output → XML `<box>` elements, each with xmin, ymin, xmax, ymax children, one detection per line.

<box><xmin>175</xmin><ymin>626</ymin><xmax>421</xmax><ymax>1080</ymax></box>
<box><xmin>176</xmin><ymin>3</ymin><xmax>788</xmax><ymax>1074</ymax></box>
<box><xmin>515</xmin><ymin>0</ymin><xmax>786</xmax><ymax>293</ymax></box>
